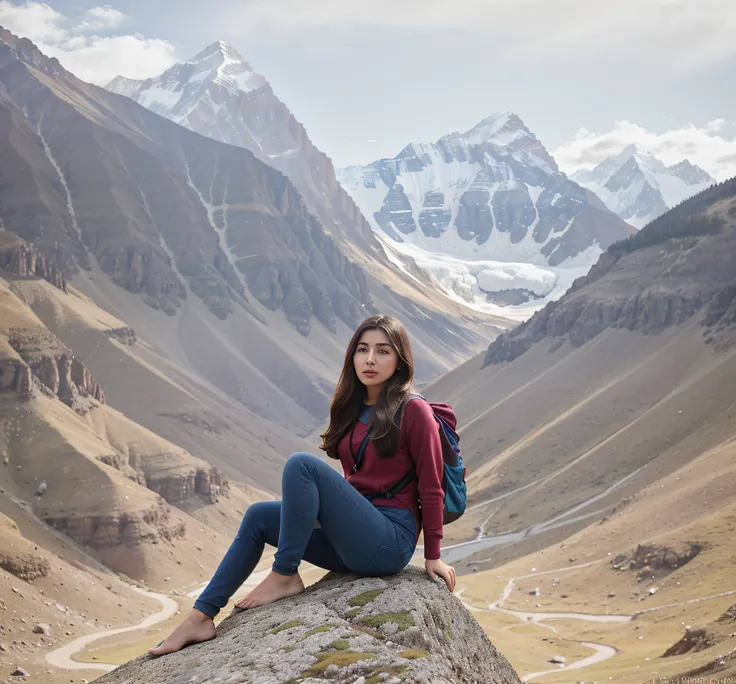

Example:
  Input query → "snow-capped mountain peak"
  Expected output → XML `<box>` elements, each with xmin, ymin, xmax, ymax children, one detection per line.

<box><xmin>451</xmin><ymin>111</ymin><xmax>522</xmax><ymax>145</ymax></box>
<box><xmin>668</xmin><ymin>159</ymin><xmax>714</xmax><ymax>186</ymax></box>
<box><xmin>106</xmin><ymin>40</ymin><xmax>266</xmax><ymax>121</ymax></box>
<box><xmin>189</xmin><ymin>40</ymin><xmax>245</xmax><ymax>64</ymax></box>
<box><xmin>338</xmin><ymin>112</ymin><xmax>634</xmax><ymax>317</ymax></box>
<box><xmin>571</xmin><ymin>146</ymin><xmax>714</xmax><ymax>228</ymax></box>
<box><xmin>106</xmin><ymin>40</ymin><xmax>380</xmax><ymax>253</ymax></box>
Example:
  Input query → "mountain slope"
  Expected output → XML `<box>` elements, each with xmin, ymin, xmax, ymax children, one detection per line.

<box><xmin>0</xmin><ymin>251</ymin><xmax>269</xmax><ymax>583</ymax></box>
<box><xmin>106</xmin><ymin>41</ymin><xmax>381</xmax><ymax>255</ymax></box>
<box><xmin>419</xmin><ymin>178</ymin><xmax>736</xmax><ymax>561</ymax></box>
<box><xmin>0</xmin><ymin>27</ymin><xmax>501</xmax><ymax>441</ymax></box>
<box><xmin>572</xmin><ymin>144</ymin><xmax>715</xmax><ymax>228</ymax></box>
<box><xmin>338</xmin><ymin>113</ymin><xmax>635</xmax><ymax>315</ymax></box>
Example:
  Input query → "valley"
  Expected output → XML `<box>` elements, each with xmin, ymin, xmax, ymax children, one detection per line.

<box><xmin>1</xmin><ymin>21</ymin><xmax>735</xmax><ymax>684</ymax></box>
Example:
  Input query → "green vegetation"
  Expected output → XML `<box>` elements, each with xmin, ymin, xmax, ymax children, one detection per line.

<box><xmin>361</xmin><ymin>611</ymin><xmax>415</xmax><ymax>632</ymax></box>
<box><xmin>300</xmin><ymin>624</ymin><xmax>337</xmax><ymax>639</ymax></box>
<box><xmin>345</xmin><ymin>608</ymin><xmax>361</xmax><ymax>619</ymax></box>
<box><xmin>327</xmin><ymin>639</ymin><xmax>350</xmax><ymax>650</ymax></box>
<box><xmin>270</xmin><ymin>619</ymin><xmax>303</xmax><ymax>634</ymax></box>
<box><xmin>399</xmin><ymin>648</ymin><xmax>429</xmax><ymax>659</ymax></box>
<box><xmin>608</xmin><ymin>213</ymin><xmax>724</xmax><ymax>257</ymax></box>
<box><xmin>298</xmin><ymin>651</ymin><xmax>376</xmax><ymax>678</ymax></box>
<box><xmin>349</xmin><ymin>589</ymin><xmax>385</xmax><ymax>607</ymax></box>
<box><xmin>607</xmin><ymin>176</ymin><xmax>736</xmax><ymax>257</ymax></box>
<box><xmin>365</xmin><ymin>665</ymin><xmax>409</xmax><ymax>683</ymax></box>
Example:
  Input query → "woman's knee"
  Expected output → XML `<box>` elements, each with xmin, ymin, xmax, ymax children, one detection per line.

<box><xmin>283</xmin><ymin>451</ymin><xmax>322</xmax><ymax>475</ymax></box>
<box><xmin>239</xmin><ymin>500</ymin><xmax>278</xmax><ymax>534</ymax></box>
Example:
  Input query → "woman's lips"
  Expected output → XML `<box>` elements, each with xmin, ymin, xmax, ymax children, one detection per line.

<box><xmin>363</xmin><ymin>371</ymin><xmax>378</xmax><ymax>376</ymax></box>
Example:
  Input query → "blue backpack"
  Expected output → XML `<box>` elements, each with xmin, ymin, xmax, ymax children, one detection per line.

<box><xmin>352</xmin><ymin>393</ymin><xmax>467</xmax><ymax>524</ymax></box>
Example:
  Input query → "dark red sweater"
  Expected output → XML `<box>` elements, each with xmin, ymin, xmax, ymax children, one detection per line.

<box><xmin>337</xmin><ymin>397</ymin><xmax>445</xmax><ymax>560</ymax></box>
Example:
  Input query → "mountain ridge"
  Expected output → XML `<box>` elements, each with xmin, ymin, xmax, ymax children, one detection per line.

<box><xmin>106</xmin><ymin>40</ymin><xmax>383</xmax><ymax>258</ymax></box>
<box><xmin>338</xmin><ymin>111</ymin><xmax>635</xmax><ymax>315</ymax></box>
<box><xmin>572</xmin><ymin>144</ymin><xmax>715</xmax><ymax>229</ymax></box>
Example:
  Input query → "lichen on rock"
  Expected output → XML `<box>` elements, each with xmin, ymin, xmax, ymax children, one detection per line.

<box><xmin>96</xmin><ymin>567</ymin><xmax>521</xmax><ymax>684</ymax></box>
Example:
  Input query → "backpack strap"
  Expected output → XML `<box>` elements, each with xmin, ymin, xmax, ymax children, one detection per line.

<box><xmin>352</xmin><ymin>394</ymin><xmax>424</xmax><ymax>475</ymax></box>
<box><xmin>351</xmin><ymin>432</ymin><xmax>372</xmax><ymax>475</ymax></box>
<box><xmin>364</xmin><ymin>394</ymin><xmax>424</xmax><ymax>501</ymax></box>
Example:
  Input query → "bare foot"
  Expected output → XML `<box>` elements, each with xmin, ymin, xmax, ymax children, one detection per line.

<box><xmin>148</xmin><ymin>609</ymin><xmax>216</xmax><ymax>656</ymax></box>
<box><xmin>235</xmin><ymin>570</ymin><xmax>305</xmax><ymax>610</ymax></box>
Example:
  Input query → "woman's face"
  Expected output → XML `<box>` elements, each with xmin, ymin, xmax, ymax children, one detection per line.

<box><xmin>353</xmin><ymin>328</ymin><xmax>400</xmax><ymax>392</ymax></box>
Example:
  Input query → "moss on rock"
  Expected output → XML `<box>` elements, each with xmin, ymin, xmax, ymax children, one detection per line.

<box><xmin>361</xmin><ymin>611</ymin><xmax>415</xmax><ymax>632</ymax></box>
<box><xmin>300</xmin><ymin>623</ymin><xmax>337</xmax><ymax>639</ymax></box>
<box><xmin>298</xmin><ymin>651</ymin><xmax>376</xmax><ymax>679</ymax></box>
<box><xmin>364</xmin><ymin>664</ymin><xmax>409</xmax><ymax>683</ymax></box>
<box><xmin>349</xmin><ymin>589</ymin><xmax>385</xmax><ymax>607</ymax></box>
<box><xmin>270</xmin><ymin>619</ymin><xmax>303</xmax><ymax>634</ymax></box>
<box><xmin>399</xmin><ymin>648</ymin><xmax>429</xmax><ymax>659</ymax></box>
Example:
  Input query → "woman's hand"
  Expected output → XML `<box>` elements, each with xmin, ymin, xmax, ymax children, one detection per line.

<box><xmin>425</xmin><ymin>558</ymin><xmax>456</xmax><ymax>592</ymax></box>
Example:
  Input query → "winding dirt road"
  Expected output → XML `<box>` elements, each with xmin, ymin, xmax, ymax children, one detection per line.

<box><xmin>45</xmin><ymin>587</ymin><xmax>178</xmax><ymax>672</ymax></box>
<box><xmin>46</xmin><ymin>569</ymin><xmax>271</xmax><ymax>672</ymax></box>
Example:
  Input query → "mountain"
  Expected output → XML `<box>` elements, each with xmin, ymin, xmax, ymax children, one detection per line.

<box><xmin>417</xmin><ymin>177</ymin><xmax>736</xmax><ymax>554</ymax></box>
<box><xmin>338</xmin><ymin>113</ymin><xmax>635</xmax><ymax>315</ymax></box>
<box><xmin>0</xmin><ymin>225</ymin><xmax>271</xmax><ymax>575</ymax></box>
<box><xmin>0</xmin><ymin>26</ymin><xmax>501</xmax><ymax>442</ymax></box>
<box><xmin>571</xmin><ymin>144</ymin><xmax>715</xmax><ymax>229</ymax></box>
<box><xmin>417</xmin><ymin>179</ymin><xmax>736</xmax><ymax>679</ymax></box>
<box><xmin>106</xmin><ymin>41</ymin><xmax>379</xmax><ymax>255</ymax></box>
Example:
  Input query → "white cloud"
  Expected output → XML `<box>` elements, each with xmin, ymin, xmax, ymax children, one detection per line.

<box><xmin>77</xmin><ymin>5</ymin><xmax>127</xmax><ymax>32</ymax></box>
<box><xmin>553</xmin><ymin>121</ymin><xmax>736</xmax><ymax>182</ymax></box>
<box><xmin>233</xmin><ymin>0</ymin><xmax>736</xmax><ymax>71</ymax></box>
<box><xmin>0</xmin><ymin>1</ymin><xmax>177</xmax><ymax>84</ymax></box>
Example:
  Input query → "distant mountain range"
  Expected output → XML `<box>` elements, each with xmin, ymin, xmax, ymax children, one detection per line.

<box><xmin>338</xmin><ymin>112</ymin><xmax>635</xmax><ymax>314</ymax></box>
<box><xmin>571</xmin><ymin>144</ymin><xmax>714</xmax><ymax>229</ymax></box>
<box><xmin>107</xmin><ymin>41</ymin><xmax>379</xmax><ymax>255</ymax></box>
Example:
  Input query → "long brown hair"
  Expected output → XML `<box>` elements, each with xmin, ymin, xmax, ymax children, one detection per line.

<box><xmin>320</xmin><ymin>315</ymin><xmax>415</xmax><ymax>460</ymax></box>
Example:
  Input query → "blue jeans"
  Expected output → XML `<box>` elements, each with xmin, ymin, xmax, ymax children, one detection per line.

<box><xmin>194</xmin><ymin>452</ymin><xmax>417</xmax><ymax>618</ymax></box>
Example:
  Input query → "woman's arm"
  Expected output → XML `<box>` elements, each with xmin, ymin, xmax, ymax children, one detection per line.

<box><xmin>404</xmin><ymin>398</ymin><xmax>445</xmax><ymax>560</ymax></box>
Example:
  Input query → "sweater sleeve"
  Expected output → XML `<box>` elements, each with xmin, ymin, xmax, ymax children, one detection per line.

<box><xmin>404</xmin><ymin>398</ymin><xmax>444</xmax><ymax>560</ymax></box>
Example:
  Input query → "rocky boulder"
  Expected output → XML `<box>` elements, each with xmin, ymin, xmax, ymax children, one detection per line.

<box><xmin>97</xmin><ymin>567</ymin><xmax>521</xmax><ymax>684</ymax></box>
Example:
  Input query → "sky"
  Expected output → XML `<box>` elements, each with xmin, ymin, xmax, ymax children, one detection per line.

<box><xmin>1</xmin><ymin>0</ymin><xmax>736</xmax><ymax>179</ymax></box>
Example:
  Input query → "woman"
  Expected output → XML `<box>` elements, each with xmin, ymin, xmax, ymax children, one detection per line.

<box><xmin>150</xmin><ymin>314</ymin><xmax>456</xmax><ymax>655</ymax></box>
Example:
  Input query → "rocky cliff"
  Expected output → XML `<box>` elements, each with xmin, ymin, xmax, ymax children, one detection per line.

<box><xmin>97</xmin><ymin>567</ymin><xmax>521</xmax><ymax>684</ymax></box>
<box><xmin>483</xmin><ymin>177</ymin><xmax>736</xmax><ymax>366</ymax></box>
<box><xmin>0</xmin><ymin>225</ymin><xmax>66</xmax><ymax>291</ymax></box>
<box><xmin>3</xmin><ymin>327</ymin><xmax>105</xmax><ymax>407</ymax></box>
<box><xmin>44</xmin><ymin>498</ymin><xmax>186</xmax><ymax>548</ymax></box>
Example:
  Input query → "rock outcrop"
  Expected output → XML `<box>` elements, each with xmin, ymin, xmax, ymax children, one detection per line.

<box><xmin>611</xmin><ymin>542</ymin><xmax>704</xmax><ymax>582</ymax></box>
<box><xmin>146</xmin><ymin>466</ymin><xmax>230</xmax><ymax>505</ymax></box>
<box><xmin>484</xmin><ymin>178</ymin><xmax>736</xmax><ymax>366</ymax></box>
<box><xmin>4</xmin><ymin>328</ymin><xmax>105</xmax><ymax>407</ymax></box>
<box><xmin>0</xmin><ymin>341</ymin><xmax>32</xmax><ymax>397</ymax></box>
<box><xmin>0</xmin><ymin>225</ymin><xmax>67</xmax><ymax>292</ymax></box>
<box><xmin>44</xmin><ymin>499</ymin><xmax>185</xmax><ymax>548</ymax></box>
<box><xmin>97</xmin><ymin>567</ymin><xmax>521</xmax><ymax>684</ymax></box>
<box><xmin>0</xmin><ymin>512</ymin><xmax>51</xmax><ymax>580</ymax></box>
<box><xmin>104</xmin><ymin>326</ymin><xmax>138</xmax><ymax>346</ymax></box>
<box><xmin>662</xmin><ymin>627</ymin><xmax>717</xmax><ymax>657</ymax></box>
